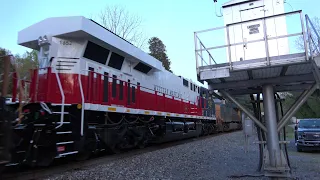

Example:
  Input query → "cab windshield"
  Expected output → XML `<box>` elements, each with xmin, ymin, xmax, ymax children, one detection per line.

<box><xmin>298</xmin><ymin>119</ymin><xmax>320</xmax><ymax>128</ymax></box>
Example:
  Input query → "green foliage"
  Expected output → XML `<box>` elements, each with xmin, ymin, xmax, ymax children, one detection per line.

<box><xmin>148</xmin><ymin>37</ymin><xmax>172</xmax><ymax>72</ymax></box>
<box><xmin>282</xmin><ymin>90</ymin><xmax>320</xmax><ymax>118</ymax></box>
<box><xmin>0</xmin><ymin>48</ymin><xmax>13</xmax><ymax>97</ymax></box>
<box><xmin>15</xmin><ymin>50</ymin><xmax>39</xmax><ymax>80</ymax></box>
<box><xmin>291</xmin><ymin>16</ymin><xmax>320</xmax><ymax>118</ymax></box>
<box><xmin>235</xmin><ymin>95</ymin><xmax>254</xmax><ymax>113</ymax></box>
<box><xmin>0</xmin><ymin>47</ymin><xmax>12</xmax><ymax>74</ymax></box>
<box><xmin>0</xmin><ymin>48</ymin><xmax>38</xmax><ymax>97</ymax></box>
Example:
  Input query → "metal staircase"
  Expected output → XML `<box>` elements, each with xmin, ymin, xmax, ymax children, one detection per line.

<box><xmin>51</xmin><ymin>70</ymin><xmax>79</xmax><ymax>158</ymax></box>
<box><xmin>6</xmin><ymin>104</ymin><xmax>78</xmax><ymax>167</ymax></box>
<box><xmin>52</xmin><ymin>104</ymin><xmax>78</xmax><ymax>158</ymax></box>
<box><xmin>30</xmin><ymin>69</ymin><xmax>79</xmax><ymax>162</ymax></box>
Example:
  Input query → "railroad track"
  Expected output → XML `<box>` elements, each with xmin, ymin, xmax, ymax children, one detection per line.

<box><xmin>2</xmin><ymin>130</ymin><xmax>239</xmax><ymax>180</ymax></box>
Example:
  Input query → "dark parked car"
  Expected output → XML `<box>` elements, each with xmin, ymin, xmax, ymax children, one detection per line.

<box><xmin>295</xmin><ymin>119</ymin><xmax>320</xmax><ymax>152</ymax></box>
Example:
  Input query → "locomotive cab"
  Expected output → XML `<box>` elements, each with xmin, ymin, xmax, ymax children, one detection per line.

<box><xmin>35</xmin><ymin>35</ymin><xmax>85</xmax><ymax>104</ymax></box>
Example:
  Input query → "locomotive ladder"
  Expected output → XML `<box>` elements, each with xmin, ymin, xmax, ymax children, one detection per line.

<box><xmin>194</xmin><ymin>11</ymin><xmax>320</xmax><ymax>178</ymax></box>
<box><xmin>39</xmin><ymin>68</ymin><xmax>78</xmax><ymax>158</ymax></box>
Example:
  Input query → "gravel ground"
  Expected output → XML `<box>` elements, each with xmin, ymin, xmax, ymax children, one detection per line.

<box><xmin>44</xmin><ymin>131</ymin><xmax>320</xmax><ymax>180</ymax></box>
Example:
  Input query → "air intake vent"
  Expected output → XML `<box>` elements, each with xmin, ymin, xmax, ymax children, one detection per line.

<box><xmin>134</xmin><ymin>62</ymin><xmax>152</xmax><ymax>74</ymax></box>
<box><xmin>52</xmin><ymin>58</ymin><xmax>79</xmax><ymax>73</ymax></box>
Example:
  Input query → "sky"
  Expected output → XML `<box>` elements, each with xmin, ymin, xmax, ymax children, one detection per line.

<box><xmin>0</xmin><ymin>0</ymin><xmax>319</xmax><ymax>83</ymax></box>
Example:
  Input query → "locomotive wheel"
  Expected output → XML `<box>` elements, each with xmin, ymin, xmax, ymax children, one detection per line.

<box><xmin>36</xmin><ymin>144</ymin><xmax>56</xmax><ymax>167</ymax></box>
<box><xmin>37</xmin><ymin>156</ymin><xmax>54</xmax><ymax>167</ymax></box>
<box><xmin>75</xmin><ymin>141</ymin><xmax>93</xmax><ymax>161</ymax></box>
<box><xmin>138</xmin><ymin>139</ymin><xmax>148</xmax><ymax>149</ymax></box>
<box><xmin>0</xmin><ymin>164</ymin><xmax>5</xmax><ymax>175</ymax></box>
<box><xmin>108</xmin><ymin>144</ymin><xmax>121</xmax><ymax>154</ymax></box>
<box><xmin>75</xmin><ymin>150</ymin><xmax>92</xmax><ymax>161</ymax></box>
<box><xmin>138</xmin><ymin>142</ymin><xmax>145</xmax><ymax>149</ymax></box>
<box><xmin>209</xmin><ymin>124</ymin><xmax>215</xmax><ymax>134</ymax></box>
<box><xmin>223</xmin><ymin>124</ymin><xmax>229</xmax><ymax>132</ymax></box>
<box><xmin>75</xmin><ymin>137</ymin><xmax>97</xmax><ymax>161</ymax></box>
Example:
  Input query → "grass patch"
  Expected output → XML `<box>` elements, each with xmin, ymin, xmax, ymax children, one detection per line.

<box><xmin>285</xmin><ymin>125</ymin><xmax>295</xmax><ymax>140</ymax></box>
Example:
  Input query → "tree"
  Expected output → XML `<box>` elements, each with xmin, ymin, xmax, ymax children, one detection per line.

<box><xmin>0</xmin><ymin>48</ymin><xmax>13</xmax><ymax>97</ymax></box>
<box><xmin>295</xmin><ymin>16</ymin><xmax>320</xmax><ymax>55</ymax></box>
<box><xmin>94</xmin><ymin>5</ymin><xmax>147</xmax><ymax>49</ymax></box>
<box><xmin>148</xmin><ymin>37</ymin><xmax>173</xmax><ymax>72</ymax></box>
<box><xmin>0</xmin><ymin>47</ymin><xmax>11</xmax><ymax>73</ymax></box>
<box><xmin>282</xmin><ymin>91</ymin><xmax>320</xmax><ymax>118</ymax></box>
<box><xmin>0</xmin><ymin>48</ymin><xmax>38</xmax><ymax>97</ymax></box>
<box><xmin>234</xmin><ymin>94</ymin><xmax>255</xmax><ymax>114</ymax></box>
<box><xmin>287</xmin><ymin>16</ymin><xmax>320</xmax><ymax>118</ymax></box>
<box><xmin>14</xmin><ymin>50</ymin><xmax>38</xmax><ymax>80</ymax></box>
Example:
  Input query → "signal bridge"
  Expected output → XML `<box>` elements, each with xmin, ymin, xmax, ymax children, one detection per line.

<box><xmin>194</xmin><ymin>6</ymin><xmax>320</xmax><ymax>179</ymax></box>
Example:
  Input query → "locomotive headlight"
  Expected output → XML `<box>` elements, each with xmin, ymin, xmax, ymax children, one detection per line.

<box><xmin>38</xmin><ymin>36</ymin><xmax>43</xmax><ymax>45</ymax></box>
<box><xmin>43</xmin><ymin>35</ymin><xmax>48</xmax><ymax>42</ymax></box>
<box><xmin>38</xmin><ymin>35</ymin><xmax>51</xmax><ymax>45</ymax></box>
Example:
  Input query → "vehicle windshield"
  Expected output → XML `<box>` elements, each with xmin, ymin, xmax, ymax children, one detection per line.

<box><xmin>298</xmin><ymin>119</ymin><xmax>320</xmax><ymax>128</ymax></box>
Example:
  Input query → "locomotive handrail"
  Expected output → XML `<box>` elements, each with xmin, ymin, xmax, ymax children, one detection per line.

<box><xmin>80</xmin><ymin>69</ymin><xmax>206</xmax><ymax>117</ymax></box>
<box><xmin>194</xmin><ymin>10</ymin><xmax>308</xmax><ymax>71</ymax></box>
<box><xmin>78</xmin><ymin>72</ymin><xmax>84</xmax><ymax>136</ymax></box>
<box><xmin>53</xmin><ymin>68</ymin><xmax>65</xmax><ymax>129</ymax></box>
<box><xmin>19</xmin><ymin>66</ymin><xmax>66</xmax><ymax>129</ymax></box>
<box><xmin>82</xmin><ymin>69</ymin><xmax>200</xmax><ymax>104</ymax></box>
<box><xmin>305</xmin><ymin>15</ymin><xmax>320</xmax><ymax>57</ymax></box>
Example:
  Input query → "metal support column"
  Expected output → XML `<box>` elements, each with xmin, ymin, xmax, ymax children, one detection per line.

<box><xmin>262</xmin><ymin>85</ymin><xmax>281</xmax><ymax>167</ymax></box>
<box><xmin>261</xmin><ymin>85</ymin><xmax>291</xmax><ymax>178</ymax></box>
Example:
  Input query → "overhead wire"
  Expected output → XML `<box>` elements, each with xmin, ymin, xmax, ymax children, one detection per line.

<box><xmin>284</xmin><ymin>0</ymin><xmax>294</xmax><ymax>11</ymax></box>
<box><xmin>213</xmin><ymin>0</ymin><xmax>223</xmax><ymax>18</ymax></box>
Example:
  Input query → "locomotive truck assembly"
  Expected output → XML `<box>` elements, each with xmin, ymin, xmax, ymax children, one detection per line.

<box><xmin>0</xmin><ymin>16</ymin><xmax>242</xmax><ymax>170</ymax></box>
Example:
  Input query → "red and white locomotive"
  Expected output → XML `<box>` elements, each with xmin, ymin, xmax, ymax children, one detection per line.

<box><xmin>5</xmin><ymin>16</ymin><xmax>241</xmax><ymax>167</ymax></box>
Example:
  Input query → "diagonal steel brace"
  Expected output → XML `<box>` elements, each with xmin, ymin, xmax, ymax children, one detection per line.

<box><xmin>277</xmin><ymin>83</ymin><xmax>318</xmax><ymax>131</ymax></box>
<box><xmin>219</xmin><ymin>90</ymin><xmax>267</xmax><ymax>132</ymax></box>
<box><xmin>311</xmin><ymin>59</ymin><xmax>320</xmax><ymax>88</ymax></box>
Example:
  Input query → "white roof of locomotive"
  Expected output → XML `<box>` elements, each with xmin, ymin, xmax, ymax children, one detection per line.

<box><xmin>18</xmin><ymin>16</ymin><xmax>163</xmax><ymax>71</ymax></box>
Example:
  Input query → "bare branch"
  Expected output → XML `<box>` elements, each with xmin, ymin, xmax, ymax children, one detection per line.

<box><xmin>296</xmin><ymin>16</ymin><xmax>320</xmax><ymax>54</ymax></box>
<box><xmin>94</xmin><ymin>5</ymin><xmax>147</xmax><ymax>49</ymax></box>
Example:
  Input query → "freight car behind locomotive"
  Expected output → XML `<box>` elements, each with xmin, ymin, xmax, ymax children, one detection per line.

<box><xmin>3</xmin><ymin>16</ymin><xmax>242</xmax><ymax>168</ymax></box>
<box><xmin>215</xmin><ymin>100</ymin><xmax>242</xmax><ymax>132</ymax></box>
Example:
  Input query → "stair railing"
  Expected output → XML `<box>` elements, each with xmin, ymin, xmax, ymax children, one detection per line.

<box><xmin>306</xmin><ymin>15</ymin><xmax>320</xmax><ymax>58</ymax></box>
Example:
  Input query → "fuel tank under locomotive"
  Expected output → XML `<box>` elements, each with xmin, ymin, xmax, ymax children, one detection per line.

<box><xmin>151</xmin><ymin>121</ymin><xmax>202</xmax><ymax>143</ymax></box>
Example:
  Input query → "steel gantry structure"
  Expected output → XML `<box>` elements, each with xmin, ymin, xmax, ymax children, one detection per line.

<box><xmin>194</xmin><ymin>7</ymin><xmax>320</xmax><ymax>178</ymax></box>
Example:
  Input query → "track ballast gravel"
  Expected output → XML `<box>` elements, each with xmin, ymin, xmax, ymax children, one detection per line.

<box><xmin>45</xmin><ymin>131</ymin><xmax>320</xmax><ymax>180</ymax></box>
